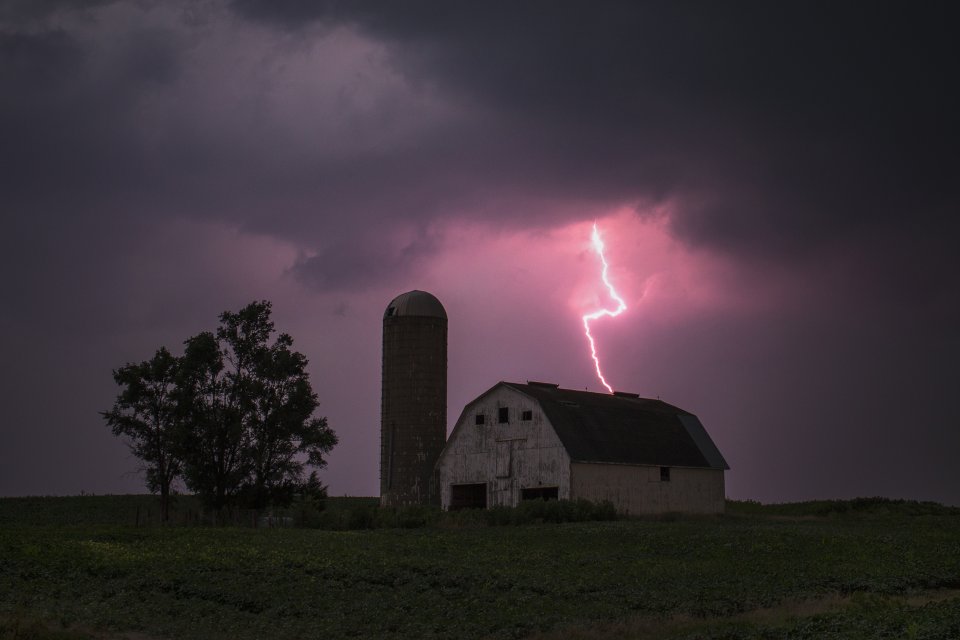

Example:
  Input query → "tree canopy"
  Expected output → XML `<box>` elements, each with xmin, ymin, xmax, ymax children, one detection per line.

<box><xmin>103</xmin><ymin>347</ymin><xmax>181</xmax><ymax>521</ymax></box>
<box><xmin>104</xmin><ymin>301</ymin><xmax>337</xmax><ymax>517</ymax></box>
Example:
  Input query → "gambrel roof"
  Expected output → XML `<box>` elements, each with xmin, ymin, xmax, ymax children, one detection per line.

<box><xmin>498</xmin><ymin>381</ymin><xmax>729</xmax><ymax>470</ymax></box>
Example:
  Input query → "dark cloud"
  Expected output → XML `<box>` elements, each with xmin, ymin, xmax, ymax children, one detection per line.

<box><xmin>6</xmin><ymin>1</ymin><xmax>958</xmax><ymax>265</ymax></box>
<box><xmin>0</xmin><ymin>0</ymin><xmax>119</xmax><ymax>25</ymax></box>
<box><xmin>230</xmin><ymin>1</ymin><xmax>960</xmax><ymax>261</ymax></box>
<box><xmin>293</xmin><ymin>226</ymin><xmax>441</xmax><ymax>291</ymax></box>
<box><xmin>229</xmin><ymin>0</ymin><xmax>334</xmax><ymax>28</ymax></box>
<box><xmin>1</xmin><ymin>24</ymin><xmax>182</xmax><ymax>217</ymax></box>
<box><xmin>2</xmin><ymin>1</ymin><xmax>958</xmax><ymax>503</ymax></box>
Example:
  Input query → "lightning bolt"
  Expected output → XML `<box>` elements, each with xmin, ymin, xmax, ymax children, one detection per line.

<box><xmin>582</xmin><ymin>223</ymin><xmax>627</xmax><ymax>394</ymax></box>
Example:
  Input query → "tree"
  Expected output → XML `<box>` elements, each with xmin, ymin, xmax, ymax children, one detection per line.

<box><xmin>175</xmin><ymin>330</ymin><xmax>247</xmax><ymax>514</ymax></box>
<box><xmin>102</xmin><ymin>347</ymin><xmax>181</xmax><ymax>522</ymax></box>
<box><xmin>241</xmin><ymin>329</ymin><xmax>338</xmax><ymax>509</ymax></box>
<box><xmin>177</xmin><ymin>301</ymin><xmax>338</xmax><ymax>513</ymax></box>
<box><xmin>106</xmin><ymin>300</ymin><xmax>337</xmax><ymax>519</ymax></box>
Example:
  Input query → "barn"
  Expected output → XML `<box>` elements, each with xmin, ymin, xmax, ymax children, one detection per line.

<box><xmin>436</xmin><ymin>381</ymin><xmax>729</xmax><ymax>514</ymax></box>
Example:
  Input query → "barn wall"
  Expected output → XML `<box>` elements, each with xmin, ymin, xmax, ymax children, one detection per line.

<box><xmin>438</xmin><ymin>386</ymin><xmax>570</xmax><ymax>509</ymax></box>
<box><xmin>570</xmin><ymin>463</ymin><xmax>725</xmax><ymax>515</ymax></box>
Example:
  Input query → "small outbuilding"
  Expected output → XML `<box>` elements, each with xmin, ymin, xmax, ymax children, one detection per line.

<box><xmin>436</xmin><ymin>381</ymin><xmax>729</xmax><ymax>514</ymax></box>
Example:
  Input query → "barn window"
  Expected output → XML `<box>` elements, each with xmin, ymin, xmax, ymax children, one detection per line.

<box><xmin>660</xmin><ymin>467</ymin><xmax>671</xmax><ymax>482</ymax></box>
<box><xmin>521</xmin><ymin>410</ymin><xmax>533</xmax><ymax>421</ymax></box>
<box><xmin>498</xmin><ymin>407</ymin><xmax>509</xmax><ymax>423</ymax></box>
<box><xmin>475</xmin><ymin>413</ymin><xmax>485</xmax><ymax>425</ymax></box>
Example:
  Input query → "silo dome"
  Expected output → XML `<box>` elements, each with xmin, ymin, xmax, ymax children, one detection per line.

<box><xmin>384</xmin><ymin>290</ymin><xmax>447</xmax><ymax>320</ymax></box>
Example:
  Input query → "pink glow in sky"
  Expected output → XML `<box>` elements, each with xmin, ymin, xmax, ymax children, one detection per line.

<box><xmin>410</xmin><ymin>208</ymin><xmax>738</xmax><ymax>403</ymax></box>
<box><xmin>4</xmin><ymin>2</ymin><xmax>959</xmax><ymax>507</ymax></box>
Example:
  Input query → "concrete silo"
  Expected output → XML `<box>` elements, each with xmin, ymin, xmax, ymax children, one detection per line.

<box><xmin>381</xmin><ymin>290</ymin><xmax>447</xmax><ymax>506</ymax></box>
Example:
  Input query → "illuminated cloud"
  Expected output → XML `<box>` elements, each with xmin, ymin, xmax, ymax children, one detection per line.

<box><xmin>1</xmin><ymin>1</ymin><xmax>958</xmax><ymax>504</ymax></box>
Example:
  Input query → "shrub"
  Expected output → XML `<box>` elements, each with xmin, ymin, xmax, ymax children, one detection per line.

<box><xmin>347</xmin><ymin>505</ymin><xmax>377</xmax><ymax>529</ymax></box>
<box><xmin>482</xmin><ymin>499</ymin><xmax>617</xmax><ymax>526</ymax></box>
<box><xmin>373</xmin><ymin>505</ymin><xmax>442</xmax><ymax>529</ymax></box>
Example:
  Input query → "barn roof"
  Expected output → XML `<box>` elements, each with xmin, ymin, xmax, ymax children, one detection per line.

<box><xmin>501</xmin><ymin>382</ymin><xmax>729</xmax><ymax>470</ymax></box>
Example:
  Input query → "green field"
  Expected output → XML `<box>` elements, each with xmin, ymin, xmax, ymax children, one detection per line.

<box><xmin>1</xmin><ymin>497</ymin><xmax>959</xmax><ymax>639</ymax></box>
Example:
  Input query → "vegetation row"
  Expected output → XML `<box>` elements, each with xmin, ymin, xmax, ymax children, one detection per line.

<box><xmin>3</xmin><ymin>495</ymin><xmax>958</xmax><ymax>531</ymax></box>
<box><xmin>1</xmin><ymin>498</ymin><xmax>959</xmax><ymax>640</ymax></box>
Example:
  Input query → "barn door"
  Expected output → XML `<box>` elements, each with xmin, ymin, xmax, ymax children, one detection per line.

<box><xmin>450</xmin><ymin>483</ymin><xmax>487</xmax><ymax>510</ymax></box>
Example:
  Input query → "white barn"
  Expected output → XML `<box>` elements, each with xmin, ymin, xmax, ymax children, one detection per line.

<box><xmin>436</xmin><ymin>381</ymin><xmax>729</xmax><ymax>514</ymax></box>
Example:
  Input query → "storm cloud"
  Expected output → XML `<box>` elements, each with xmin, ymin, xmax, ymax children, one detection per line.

<box><xmin>1</xmin><ymin>1</ymin><xmax>958</xmax><ymax>504</ymax></box>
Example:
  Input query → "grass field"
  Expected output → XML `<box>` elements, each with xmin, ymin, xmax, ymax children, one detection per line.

<box><xmin>1</xmin><ymin>497</ymin><xmax>959</xmax><ymax>639</ymax></box>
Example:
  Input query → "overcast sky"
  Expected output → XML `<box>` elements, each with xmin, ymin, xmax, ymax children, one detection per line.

<box><xmin>2</xmin><ymin>1</ymin><xmax>958</xmax><ymax>504</ymax></box>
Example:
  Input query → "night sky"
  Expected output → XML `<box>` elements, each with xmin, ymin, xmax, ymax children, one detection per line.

<box><xmin>2</xmin><ymin>1</ymin><xmax>958</xmax><ymax>504</ymax></box>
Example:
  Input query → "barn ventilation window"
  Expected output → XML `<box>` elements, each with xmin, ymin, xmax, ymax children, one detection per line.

<box><xmin>521</xmin><ymin>410</ymin><xmax>532</xmax><ymax>421</ymax></box>
<box><xmin>475</xmin><ymin>413</ymin><xmax>485</xmax><ymax>425</ymax></box>
<box><xmin>660</xmin><ymin>467</ymin><xmax>671</xmax><ymax>482</ymax></box>
<box><xmin>498</xmin><ymin>407</ymin><xmax>509</xmax><ymax>424</ymax></box>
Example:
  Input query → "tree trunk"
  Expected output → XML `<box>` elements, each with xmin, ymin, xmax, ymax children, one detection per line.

<box><xmin>160</xmin><ymin>485</ymin><xmax>170</xmax><ymax>523</ymax></box>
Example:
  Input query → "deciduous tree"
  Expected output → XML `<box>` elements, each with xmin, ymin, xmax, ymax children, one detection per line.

<box><xmin>103</xmin><ymin>347</ymin><xmax>181</xmax><ymax>522</ymax></box>
<box><xmin>242</xmin><ymin>329</ymin><xmax>338</xmax><ymax>509</ymax></box>
<box><xmin>177</xmin><ymin>301</ymin><xmax>338</xmax><ymax>513</ymax></box>
<box><xmin>106</xmin><ymin>301</ymin><xmax>337</xmax><ymax>519</ymax></box>
<box><xmin>176</xmin><ymin>330</ymin><xmax>247</xmax><ymax>514</ymax></box>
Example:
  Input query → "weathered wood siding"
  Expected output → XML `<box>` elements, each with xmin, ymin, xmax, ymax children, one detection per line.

<box><xmin>438</xmin><ymin>386</ymin><xmax>570</xmax><ymax>509</ymax></box>
<box><xmin>571</xmin><ymin>463</ymin><xmax>725</xmax><ymax>514</ymax></box>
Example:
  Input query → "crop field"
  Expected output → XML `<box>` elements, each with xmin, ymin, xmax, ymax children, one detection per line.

<box><xmin>1</xmin><ymin>497</ymin><xmax>960</xmax><ymax>639</ymax></box>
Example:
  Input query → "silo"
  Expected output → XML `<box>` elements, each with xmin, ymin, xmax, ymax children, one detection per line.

<box><xmin>381</xmin><ymin>290</ymin><xmax>447</xmax><ymax>506</ymax></box>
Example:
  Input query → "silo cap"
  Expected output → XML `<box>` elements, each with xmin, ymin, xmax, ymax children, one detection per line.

<box><xmin>384</xmin><ymin>290</ymin><xmax>447</xmax><ymax>320</ymax></box>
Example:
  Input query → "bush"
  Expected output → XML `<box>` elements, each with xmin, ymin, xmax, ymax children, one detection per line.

<box><xmin>436</xmin><ymin>507</ymin><xmax>489</xmax><ymax>528</ymax></box>
<box><xmin>483</xmin><ymin>499</ymin><xmax>616</xmax><ymax>526</ymax></box>
<box><xmin>347</xmin><ymin>505</ymin><xmax>378</xmax><ymax>529</ymax></box>
<box><xmin>298</xmin><ymin>498</ymin><xmax>616</xmax><ymax>530</ymax></box>
<box><xmin>725</xmin><ymin>497</ymin><xmax>960</xmax><ymax>519</ymax></box>
<box><xmin>373</xmin><ymin>505</ymin><xmax>442</xmax><ymax>529</ymax></box>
